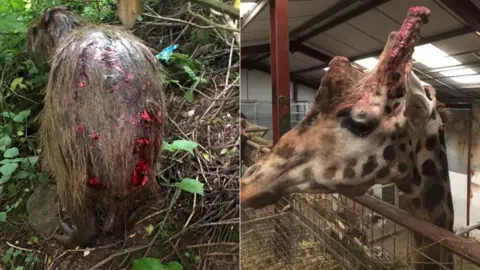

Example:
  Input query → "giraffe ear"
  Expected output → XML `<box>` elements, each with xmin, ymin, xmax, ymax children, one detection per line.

<box><xmin>403</xmin><ymin>71</ymin><xmax>434</xmax><ymax>127</ymax></box>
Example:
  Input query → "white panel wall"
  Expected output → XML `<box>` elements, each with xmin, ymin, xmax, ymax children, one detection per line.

<box><xmin>297</xmin><ymin>84</ymin><xmax>316</xmax><ymax>102</ymax></box>
<box><xmin>240</xmin><ymin>69</ymin><xmax>313</xmax><ymax>102</ymax></box>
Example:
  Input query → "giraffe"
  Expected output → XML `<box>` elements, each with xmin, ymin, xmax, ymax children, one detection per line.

<box><xmin>240</xmin><ymin>6</ymin><xmax>454</xmax><ymax>270</ymax></box>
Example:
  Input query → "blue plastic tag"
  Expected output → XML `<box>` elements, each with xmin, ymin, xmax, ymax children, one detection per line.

<box><xmin>155</xmin><ymin>44</ymin><xmax>179</xmax><ymax>63</ymax></box>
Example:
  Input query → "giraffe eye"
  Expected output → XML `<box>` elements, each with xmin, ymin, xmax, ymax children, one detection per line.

<box><xmin>336</xmin><ymin>108</ymin><xmax>378</xmax><ymax>137</ymax></box>
<box><xmin>341</xmin><ymin>117</ymin><xmax>378</xmax><ymax>137</ymax></box>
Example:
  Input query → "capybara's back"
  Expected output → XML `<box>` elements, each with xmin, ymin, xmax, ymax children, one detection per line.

<box><xmin>33</xmin><ymin>8</ymin><xmax>165</xmax><ymax>247</ymax></box>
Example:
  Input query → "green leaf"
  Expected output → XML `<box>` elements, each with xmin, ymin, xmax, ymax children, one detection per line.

<box><xmin>182</xmin><ymin>65</ymin><xmax>197</xmax><ymax>80</ymax></box>
<box><xmin>0</xmin><ymin>212</ymin><xmax>6</xmax><ymax>222</ymax></box>
<box><xmin>144</xmin><ymin>224</ymin><xmax>154</xmax><ymax>236</ymax></box>
<box><xmin>38</xmin><ymin>173</ymin><xmax>49</xmax><ymax>184</ymax></box>
<box><xmin>17</xmin><ymin>110</ymin><xmax>31</xmax><ymax>119</ymax></box>
<box><xmin>4</xmin><ymin>147</ymin><xmax>19</xmax><ymax>158</ymax></box>
<box><xmin>14</xmin><ymin>171</ymin><xmax>30</xmax><ymax>179</ymax></box>
<box><xmin>26</xmin><ymin>156</ymin><xmax>39</xmax><ymax>166</ymax></box>
<box><xmin>0</xmin><ymin>158</ymin><xmax>23</xmax><ymax>164</ymax></box>
<box><xmin>166</xmin><ymin>261</ymin><xmax>183</xmax><ymax>270</ymax></box>
<box><xmin>15</xmin><ymin>267</ymin><xmax>24</xmax><ymax>270</ymax></box>
<box><xmin>137</xmin><ymin>15</ymin><xmax>143</xmax><ymax>21</ymax></box>
<box><xmin>0</xmin><ymin>136</ymin><xmax>12</xmax><ymax>148</ymax></box>
<box><xmin>0</xmin><ymin>175</ymin><xmax>10</xmax><ymax>184</ymax></box>
<box><xmin>0</xmin><ymin>163</ymin><xmax>18</xmax><ymax>176</ymax></box>
<box><xmin>193</xmin><ymin>255</ymin><xmax>200</xmax><ymax>263</ymax></box>
<box><xmin>2</xmin><ymin>112</ymin><xmax>15</xmax><ymax>118</ymax></box>
<box><xmin>162</xmin><ymin>141</ymin><xmax>175</xmax><ymax>152</ymax></box>
<box><xmin>7</xmin><ymin>183</ymin><xmax>16</xmax><ymax>194</ymax></box>
<box><xmin>27</xmin><ymin>236</ymin><xmax>38</xmax><ymax>245</ymax></box>
<box><xmin>10</xmin><ymin>77</ymin><xmax>25</xmax><ymax>91</ymax></box>
<box><xmin>183</xmin><ymin>91</ymin><xmax>194</xmax><ymax>102</ymax></box>
<box><xmin>12</xmin><ymin>249</ymin><xmax>22</xmax><ymax>257</ymax></box>
<box><xmin>132</xmin><ymin>257</ymin><xmax>164</xmax><ymax>270</ymax></box>
<box><xmin>2</xmin><ymin>124</ymin><xmax>13</xmax><ymax>135</ymax></box>
<box><xmin>13</xmin><ymin>115</ymin><xmax>24</xmax><ymax>123</ymax></box>
<box><xmin>172</xmin><ymin>140</ymin><xmax>198</xmax><ymax>156</ymax></box>
<box><xmin>175</xmin><ymin>178</ymin><xmax>204</xmax><ymax>196</ymax></box>
<box><xmin>83</xmin><ymin>249</ymin><xmax>90</xmax><ymax>257</ymax></box>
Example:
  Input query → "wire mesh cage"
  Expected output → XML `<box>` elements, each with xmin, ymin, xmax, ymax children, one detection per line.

<box><xmin>241</xmin><ymin>193</ymin><xmax>480</xmax><ymax>270</ymax></box>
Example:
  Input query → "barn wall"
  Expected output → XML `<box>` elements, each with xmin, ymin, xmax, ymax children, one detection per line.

<box><xmin>445</xmin><ymin>103</ymin><xmax>480</xmax><ymax>231</ymax></box>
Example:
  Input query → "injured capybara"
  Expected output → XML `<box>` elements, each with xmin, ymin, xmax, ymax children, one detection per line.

<box><xmin>27</xmin><ymin>7</ymin><xmax>166</xmax><ymax>248</ymax></box>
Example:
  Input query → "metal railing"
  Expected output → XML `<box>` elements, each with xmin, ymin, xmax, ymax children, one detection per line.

<box><xmin>240</xmin><ymin>100</ymin><xmax>312</xmax><ymax>140</ymax></box>
<box><xmin>241</xmin><ymin>192</ymin><xmax>480</xmax><ymax>270</ymax></box>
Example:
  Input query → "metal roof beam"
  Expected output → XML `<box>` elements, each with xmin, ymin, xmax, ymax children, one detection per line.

<box><xmin>241</xmin><ymin>0</ymin><xmax>268</xmax><ymax>30</ymax></box>
<box><xmin>292</xmin><ymin>26</ymin><xmax>473</xmax><ymax>74</ymax></box>
<box><xmin>295</xmin><ymin>0</ymin><xmax>391</xmax><ymax>43</ymax></box>
<box><xmin>438</xmin><ymin>0</ymin><xmax>480</xmax><ymax>32</ymax></box>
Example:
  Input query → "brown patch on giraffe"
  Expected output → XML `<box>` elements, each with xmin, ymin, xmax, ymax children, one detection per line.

<box><xmin>302</xmin><ymin>167</ymin><xmax>315</xmax><ymax>181</ymax></box>
<box><xmin>336</xmin><ymin>179</ymin><xmax>375</xmax><ymax>197</ymax></box>
<box><xmin>385</xmin><ymin>105</ymin><xmax>392</xmax><ymax>114</ymax></box>
<box><xmin>274</xmin><ymin>144</ymin><xmax>295</xmax><ymax>159</ymax></box>
<box><xmin>415</xmin><ymin>140</ymin><xmax>422</xmax><ymax>153</ymax></box>
<box><xmin>280</xmin><ymin>151</ymin><xmax>315</xmax><ymax>172</ymax></box>
<box><xmin>398</xmin><ymin>162</ymin><xmax>408</xmax><ymax>174</ymax></box>
<box><xmin>240</xmin><ymin>189</ymin><xmax>282</xmax><ymax>209</ymax></box>
<box><xmin>343</xmin><ymin>167</ymin><xmax>355</xmax><ymax>179</ymax></box>
<box><xmin>346</xmin><ymin>158</ymin><xmax>357</xmax><ymax>167</ymax></box>
<box><xmin>438</xmin><ymin>150</ymin><xmax>448</xmax><ymax>179</ymax></box>
<box><xmin>309</xmin><ymin>182</ymin><xmax>331</xmax><ymax>191</ymax></box>
<box><xmin>376</xmin><ymin>166</ymin><xmax>389</xmax><ymax>179</ymax></box>
<box><xmin>424</xmin><ymin>184</ymin><xmax>445</xmax><ymax>212</ymax></box>
<box><xmin>383</xmin><ymin>145</ymin><xmax>395</xmax><ymax>161</ymax></box>
<box><xmin>323</xmin><ymin>166</ymin><xmax>337</xmax><ymax>179</ymax></box>
<box><xmin>421</xmin><ymin>159</ymin><xmax>437</xmax><ymax>177</ymax></box>
<box><xmin>438</xmin><ymin>129</ymin><xmax>446</xmax><ymax>148</ymax></box>
<box><xmin>433</xmin><ymin>212</ymin><xmax>447</xmax><ymax>228</ymax></box>
<box><xmin>396</xmin><ymin>182</ymin><xmax>412</xmax><ymax>193</ymax></box>
<box><xmin>411</xmin><ymin>197</ymin><xmax>421</xmax><ymax>208</ymax></box>
<box><xmin>425</xmin><ymin>134</ymin><xmax>437</xmax><ymax>151</ymax></box>
<box><xmin>413</xmin><ymin>167</ymin><xmax>421</xmax><ymax>185</ymax></box>
<box><xmin>361</xmin><ymin>155</ymin><xmax>378</xmax><ymax>177</ymax></box>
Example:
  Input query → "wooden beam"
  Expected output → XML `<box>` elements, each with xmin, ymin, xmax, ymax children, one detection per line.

<box><xmin>269</xmin><ymin>0</ymin><xmax>291</xmax><ymax>143</ymax></box>
<box><xmin>241</xmin><ymin>0</ymin><xmax>268</xmax><ymax>30</ymax></box>
<box><xmin>289</xmin><ymin>0</ymin><xmax>359</xmax><ymax>38</ymax></box>
<box><xmin>295</xmin><ymin>0</ymin><xmax>391</xmax><ymax>43</ymax></box>
<box><xmin>290</xmin><ymin>43</ymin><xmax>330</xmax><ymax>63</ymax></box>
<box><xmin>241</xmin><ymin>41</ymin><xmax>331</xmax><ymax>63</ymax></box>
<box><xmin>241</xmin><ymin>44</ymin><xmax>271</xmax><ymax>56</ymax></box>
<box><xmin>292</xmin><ymin>26</ymin><xmax>473</xmax><ymax>74</ymax></box>
<box><xmin>438</xmin><ymin>0</ymin><xmax>480</xmax><ymax>31</ymax></box>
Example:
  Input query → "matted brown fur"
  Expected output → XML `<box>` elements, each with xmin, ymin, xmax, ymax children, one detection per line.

<box><xmin>32</xmin><ymin>7</ymin><xmax>165</xmax><ymax>244</ymax></box>
<box><xmin>26</xmin><ymin>6</ymin><xmax>85</xmax><ymax>71</ymax></box>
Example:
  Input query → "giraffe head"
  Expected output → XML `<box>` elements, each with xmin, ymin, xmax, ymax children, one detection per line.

<box><xmin>241</xmin><ymin>7</ymin><xmax>436</xmax><ymax>209</ymax></box>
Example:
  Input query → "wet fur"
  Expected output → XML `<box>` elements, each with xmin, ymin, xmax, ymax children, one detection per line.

<box><xmin>26</xmin><ymin>6</ymin><xmax>84</xmax><ymax>71</ymax></box>
<box><xmin>30</xmin><ymin>8</ymin><xmax>165</xmax><ymax>243</ymax></box>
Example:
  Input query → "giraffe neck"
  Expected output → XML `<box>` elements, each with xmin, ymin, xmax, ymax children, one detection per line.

<box><xmin>400</xmin><ymin>110</ymin><xmax>454</xmax><ymax>269</ymax></box>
